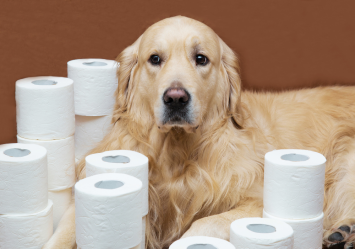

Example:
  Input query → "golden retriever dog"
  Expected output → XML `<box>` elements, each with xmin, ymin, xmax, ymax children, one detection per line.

<box><xmin>44</xmin><ymin>16</ymin><xmax>355</xmax><ymax>249</ymax></box>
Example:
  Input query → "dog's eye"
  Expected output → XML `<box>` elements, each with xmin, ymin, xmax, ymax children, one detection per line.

<box><xmin>149</xmin><ymin>55</ymin><xmax>161</xmax><ymax>65</ymax></box>
<box><xmin>196</xmin><ymin>54</ymin><xmax>209</xmax><ymax>66</ymax></box>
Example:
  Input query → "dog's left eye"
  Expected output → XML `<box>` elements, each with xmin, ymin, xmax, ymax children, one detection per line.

<box><xmin>196</xmin><ymin>54</ymin><xmax>209</xmax><ymax>66</ymax></box>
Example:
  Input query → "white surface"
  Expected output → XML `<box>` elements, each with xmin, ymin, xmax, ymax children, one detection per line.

<box><xmin>0</xmin><ymin>200</ymin><xmax>53</xmax><ymax>249</ymax></box>
<box><xmin>263</xmin><ymin>210</ymin><xmax>323</xmax><ymax>249</ymax></box>
<box><xmin>130</xmin><ymin>216</ymin><xmax>146</xmax><ymax>249</ymax></box>
<box><xmin>75</xmin><ymin>115</ymin><xmax>112</xmax><ymax>160</ymax></box>
<box><xmin>16</xmin><ymin>76</ymin><xmax>75</xmax><ymax>140</ymax></box>
<box><xmin>0</xmin><ymin>143</ymin><xmax>48</xmax><ymax>214</ymax></box>
<box><xmin>48</xmin><ymin>188</ymin><xmax>72</xmax><ymax>231</ymax></box>
<box><xmin>230</xmin><ymin>217</ymin><xmax>294</xmax><ymax>249</ymax></box>
<box><xmin>67</xmin><ymin>58</ymin><xmax>118</xmax><ymax>116</ymax></box>
<box><xmin>170</xmin><ymin>236</ymin><xmax>236</xmax><ymax>249</ymax></box>
<box><xmin>264</xmin><ymin>149</ymin><xmax>326</xmax><ymax>219</ymax></box>
<box><xmin>142</xmin><ymin>216</ymin><xmax>146</xmax><ymax>249</ymax></box>
<box><xmin>86</xmin><ymin>150</ymin><xmax>149</xmax><ymax>216</ymax></box>
<box><xmin>17</xmin><ymin>135</ymin><xmax>76</xmax><ymax>190</ymax></box>
<box><xmin>75</xmin><ymin>173</ymin><xmax>142</xmax><ymax>249</ymax></box>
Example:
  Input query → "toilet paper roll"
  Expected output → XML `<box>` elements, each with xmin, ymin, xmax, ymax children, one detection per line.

<box><xmin>230</xmin><ymin>217</ymin><xmax>294</xmax><ymax>249</ymax></box>
<box><xmin>75</xmin><ymin>173</ymin><xmax>142</xmax><ymax>249</ymax></box>
<box><xmin>75</xmin><ymin>115</ymin><xmax>112</xmax><ymax>160</ymax></box>
<box><xmin>48</xmin><ymin>188</ymin><xmax>72</xmax><ymax>231</ymax></box>
<box><xmin>16</xmin><ymin>76</ymin><xmax>75</xmax><ymax>140</ymax></box>
<box><xmin>17</xmin><ymin>135</ymin><xmax>76</xmax><ymax>190</ymax></box>
<box><xmin>170</xmin><ymin>236</ymin><xmax>236</xmax><ymax>249</ymax></box>
<box><xmin>264</xmin><ymin>149</ymin><xmax>326</xmax><ymax>219</ymax></box>
<box><xmin>263</xmin><ymin>210</ymin><xmax>323</xmax><ymax>249</ymax></box>
<box><xmin>0</xmin><ymin>143</ymin><xmax>48</xmax><ymax>214</ymax></box>
<box><xmin>86</xmin><ymin>150</ymin><xmax>149</xmax><ymax>216</ymax></box>
<box><xmin>130</xmin><ymin>216</ymin><xmax>146</xmax><ymax>249</ymax></box>
<box><xmin>67</xmin><ymin>59</ymin><xmax>118</xmax><ymax>116</ymax></box>
<box><xmin>0</xmin><ymin>200</ymin><xmax>53</xmax><ymax>249</ymax></box>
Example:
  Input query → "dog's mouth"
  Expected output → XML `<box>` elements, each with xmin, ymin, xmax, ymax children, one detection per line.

<box><xmin>158</xmin><ymin>110</ymin><xmax>198</xmax><ymax>133</ymax></box>
<box><xmin>162</xmin><ymin>110</ymin><xmax>192</xmax><ymax>125</ymax></box>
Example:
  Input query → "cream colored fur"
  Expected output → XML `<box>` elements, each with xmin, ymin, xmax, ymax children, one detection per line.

<box><xmin>43</xmin><ymin>16</ymin><xmax>355</xmax><ymax>249</ymax></box>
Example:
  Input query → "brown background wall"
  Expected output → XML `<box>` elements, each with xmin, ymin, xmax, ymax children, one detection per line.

<box><xmin>1</xmin><ymin>0</ymin><xmax>355</xmax><ymax>144</ymax></box>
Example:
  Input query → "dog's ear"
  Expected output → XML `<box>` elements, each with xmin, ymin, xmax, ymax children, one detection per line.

<box><xmin>113</xmin><ymin>35</ymin><xmax>142</xmax><ymax>120</ymax></box>
<box><xmin>219</xmin><ymin>37</ymin><xmax>243</xmax><ymax>129</ymax></box>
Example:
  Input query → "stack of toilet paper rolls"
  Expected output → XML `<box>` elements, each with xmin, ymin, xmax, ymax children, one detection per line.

<box><xmin>16</xmin><ymin>76</ymin><xmax>76</xmax><ymax>231</ymax></box>
<box><xmin>85</xmin><ymin>150</ymin><xmax>149</xmax><ymax>249</ymax></box>
<box><xmin>0</xmin><ymin>143</ymin><xmax>53</xmax><ymax>248</ymax></box>
<box><xmin>263</xmin><ymin>149</ymin><xmax>326</xmax><ymax>249</ymax></box>
<box><xmin>75</xmin><ymin>173</ymin><xmax>143</xmax><ymax>249</ymax></box>
<box><xmin>67</xmin><ymin>59</ymin><xmax>118</xmax><ymax>161</ymax></box>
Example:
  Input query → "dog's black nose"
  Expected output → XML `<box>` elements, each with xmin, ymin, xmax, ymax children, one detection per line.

<box><xmin>163</xmin><ymin>88</ymin><xmax>190</xmax><ymax>108</ymax></box>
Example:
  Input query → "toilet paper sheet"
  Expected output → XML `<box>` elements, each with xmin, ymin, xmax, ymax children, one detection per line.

<box><xmin>17</xmin><ymin>135</ymin><xmax>76</xmax><ymax>190</ymax></box>
<box><xmin>264</xmin><ymin>149</ymin><xmax>326</xmax><ymax>219</ymax></box>
<box><xmin>74</xmin><ymin>115</ymin><xmax>112</xmax><ymax>160</ymax></box>
<box><xmin>230</xmin><ymin>217</ymin><xmax>294</xmax><ymax>249</ymax></box>
<box><xmin>48</xmin><ymin>188</ymin><xmax>72</xmax><ymax>231</ymax></box>
<box><xmin>0</xmin><ymin>143</ymin><xmax>48</xmax><ymax>214</ymax></box>
<box><xmin>67</xmin><ymin>59</ymin><xmax>118</xmax><ymax>116</ymax></box>
<box><xmin>75</xmin><ymin>173</ymin><xmax>142</xmax><ymax>249</ymax></box>
<box><xmin>263</xmin><ymin>210</ymin><xmax>323</xmax><ymax>249</ymax></box>
<box><xmin>86</xmin><ymin>150</ymin><xmax>149</xmax><ymax>216</ymax></box>
<box><xmin>16</xmin><ymin>76</ymin><xmax>75</xmax><ymax>140</ymax></box>
<box><xmin>170</xmin><ymin>236</ymin><xmax>236</xmax><ymax>249</ymax></box>
<box><xmin>0</xmin><ymin>200</ymin><xmax>53</xmax><ymax>249</ymax></box>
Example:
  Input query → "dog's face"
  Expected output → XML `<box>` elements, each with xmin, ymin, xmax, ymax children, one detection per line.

<box><xmin>116</xmin><ymin>16</ymin><xmax>241</xmax><ymax>133</ymax></box>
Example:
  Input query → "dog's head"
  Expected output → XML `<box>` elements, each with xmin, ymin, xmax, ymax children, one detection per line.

<box><xmin>115</xmin><ymin>16</ymin><xmax>242</xmax><ymax>133</ymax></box>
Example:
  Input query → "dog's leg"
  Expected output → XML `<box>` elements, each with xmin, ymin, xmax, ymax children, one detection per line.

<box><xmin>181</xmin><ymin>199</ymin><xmax>263</xmax><ymax>241</ymax></box>
<box><xmin>323</xmin><ymin>144</ymin><xmax>355</xmax><ymax>249</ymax></box>
<box><xmin>42</xmin><ymin>202</ymin><xmax>76</xmax><ymax>249</ymax></box>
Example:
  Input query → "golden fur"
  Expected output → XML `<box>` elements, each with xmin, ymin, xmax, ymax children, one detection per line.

<box><xmin>44</xmin><ymin>16</ymin><xmax>355</xmax><ymax>249</ymax></box>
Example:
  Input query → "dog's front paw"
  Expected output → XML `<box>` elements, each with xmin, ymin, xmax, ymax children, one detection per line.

<box><xmin>324</xmin><ymin>221</ymin><xmax>355</xmax><ymax>249</ymax></box>
<box><xmin>181</xmin><ymin>215</ymin><xmax>230</xmax><ymax>241</ymax></box>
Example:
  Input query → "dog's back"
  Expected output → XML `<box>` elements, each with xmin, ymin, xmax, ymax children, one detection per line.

<box><xmin>243</xmin><ymin>86</ymin><xmax>355</xmax><ymax>151</ymax></box>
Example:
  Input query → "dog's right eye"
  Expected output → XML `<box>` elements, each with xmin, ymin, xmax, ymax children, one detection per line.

<box><xmin>149</xmin><ymin>55</ymin><xmax>161</xmax><ymax>65</ymax></box>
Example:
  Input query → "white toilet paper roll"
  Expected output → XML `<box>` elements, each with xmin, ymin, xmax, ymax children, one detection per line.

<box><xmin>230</xmin><ymin>217</ymin><xmax>294</xmax><ymax>249</ymax></box>
<box><xmin>75</xmin><ymin>115</ymin><xmax>112</xmax><ymax>160</ymax></box>
<box><xmin>264</xmin><ymin>149</ymin><xmax>326</xmax><ymax>219</ymax></box>
<box><xmin>48</xmin><ymin>188</ymin><xmax>72</xmax><ymax>231</ymax></box>
<box><xmin>67</xmin><ymin>59</ymin><xmax>118</xmax><ymax>116</ymax></box>
<box><xmin>170</xmin><ymin>236</ymin><xmax>236</xmax><ymax>249</ymax></box>
<box><xmin>0</xmin><ymin>143</ymin><xmax>48</xmax><ymax>214</ymax></box>
<box><xmin>75</xmin><ymin>173</ymin><xmax>142</xmax><ymax>249</ymax></box>
<box><xmin>17</xmin><ymin>135</ymin><xmax>76</xmax><ymax>190</ymax></box>
<box><xmin>86</xmin><ymin>150</ymin><xmax>149</xmax><ymax>216</ymax></box>
<box><xmin>16</xmin><ymin>76</ymin><xmax>75</xmax><ymax>140</ymax></box>
<box><xmin>263</xmin><ymin>210</ymin><xmax>323</xmax><ymax>249</ymax></box>
<box><xmin>0</xmin><ymin>200</ymin><xmax>53</xmax><ymax>249</ymax></box>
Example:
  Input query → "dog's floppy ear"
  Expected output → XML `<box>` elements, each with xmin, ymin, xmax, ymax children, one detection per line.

<box><xmin>219</xmin><ymin>37</ymin><xmax>243</xmax><ymax>129</ymax></box>
<box><xmin>113</xmin><ymin>35</ymin><xmax>142</xmax><ymax>120</ymax></box>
